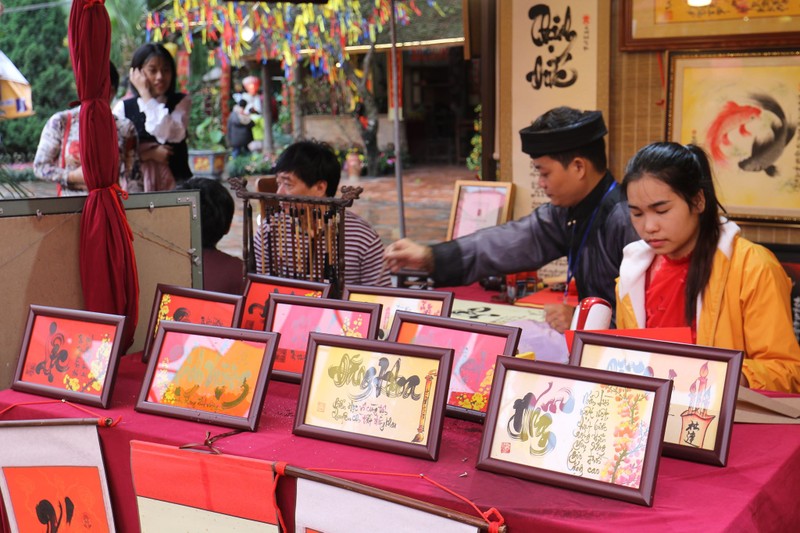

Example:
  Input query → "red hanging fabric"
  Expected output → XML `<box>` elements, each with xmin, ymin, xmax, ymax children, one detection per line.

<box><xmin>68</xmin><ymin>0</ymin><xmax>139</xmax><ymax>349</ymax></box>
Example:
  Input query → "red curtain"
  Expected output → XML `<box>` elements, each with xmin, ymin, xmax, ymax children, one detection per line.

<box><xmin>69</xmin><ymin>0</ymin><xmax>139</xmax><ymax>349</ymax></box>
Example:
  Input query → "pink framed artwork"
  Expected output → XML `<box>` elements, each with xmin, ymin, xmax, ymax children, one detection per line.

<box><xmin>12</xmin><ymin>305</ymin><xmax>126</xmax><ymax>408</ymax></box>
<box><xmin>239</xmin><ymin>274</ymin><xmax>331</xmax><ymax>331</ymax></box>
<box><xmin>136</xmin><ymin>322</ymin><xmax>278</xmax><ymax>431</ymax></box>
<box><xmin>446</xmin><ymin>181</ymin><xmax>514</xmax><ymax>240</ymax></box>
<box><xmin>342</xmin><ymin>285</ymin><xmax>454</xmax><ymax>340</ymax></box>
<box><xmin>388</xmin><ymin>311</ymin><xmax>520</xmax><ymax>421</ymax></box>
<box><xmin>143</xmin><ymin>284</ymin><xmax>243</xmax><ymax>362</ymax></box>
<box><xmin>264</xmin><ymin>293</ymin><xmax>381</xmax><ymax>382</ymax></box>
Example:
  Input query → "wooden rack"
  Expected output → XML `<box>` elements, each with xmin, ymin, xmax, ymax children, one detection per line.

<box><xmin>229</xmin><ymin>178</ymin><xmax>363</xmax><ymax>298</ymax></box>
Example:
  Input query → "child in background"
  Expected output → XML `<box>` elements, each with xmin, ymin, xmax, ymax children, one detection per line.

<box><xmin>177</xmin><ymin>178</ymin><xmax>244</xmax><ymax>295</ymax></box>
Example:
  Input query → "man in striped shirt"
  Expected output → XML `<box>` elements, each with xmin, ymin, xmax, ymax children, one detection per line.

<box><xmin>253</xmin><ymin>140</ymin><xmax>391</xmax><ymax>287</ymax></box>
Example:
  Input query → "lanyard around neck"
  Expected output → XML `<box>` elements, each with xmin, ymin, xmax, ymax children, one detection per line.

<box><xmin>565</xmin><ymin>180</ymin><xmax>617</xmax><ymax>302</ymax></box>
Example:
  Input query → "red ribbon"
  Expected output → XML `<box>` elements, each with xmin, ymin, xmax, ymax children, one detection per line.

<box><xmin>272</xmin><ymin>461</ymin><xmax>289</xmax><ymax>532</ymax></box>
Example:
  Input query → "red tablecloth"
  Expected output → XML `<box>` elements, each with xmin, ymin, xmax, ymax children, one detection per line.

<box><xmin>1</xmin><ymin>352</ymin><xmax>799</xmax><ymax>532</ymax></box>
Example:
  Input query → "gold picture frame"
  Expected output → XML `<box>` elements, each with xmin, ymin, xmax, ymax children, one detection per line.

<box><xmin>666</xmin><ymin>49</ymin><xmax>800</xmax><ymax>223</ymax></box>
<box><xmin>621</xmin><ymin>1</ymin><xmax>800</xmax><ymax>51</ymax></box>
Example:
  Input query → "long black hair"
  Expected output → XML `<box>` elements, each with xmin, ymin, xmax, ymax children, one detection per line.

<box><xmin>129</xmin><ymin>43</ymin><xmax>177</xmax><ymax>97</ymax></box>
<box><xmin>622</xmin><ymin>142</ymin><xmax>724</xmax><ymax>324</ymax></box>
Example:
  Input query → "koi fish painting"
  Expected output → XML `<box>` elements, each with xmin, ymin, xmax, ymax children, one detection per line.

<box><xmin>704</xmin><ymin>101</ymin><xmax>761</xmax><ymax>165</ymax></box>
<box><xmin>667</xmin><ymin>50</ymin><xmax>800</xmax><ymax>220</ymax></box>
<box><xmin>738</xmin><ymin>94</ymin><xmax>797</xmax><ymax>177</ymax></box>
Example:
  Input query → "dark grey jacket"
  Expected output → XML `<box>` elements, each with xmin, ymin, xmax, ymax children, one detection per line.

<box><xmin>432</xmin><ymin>172</ymin><xmax>638</xmax><ymax>309</ymax></box>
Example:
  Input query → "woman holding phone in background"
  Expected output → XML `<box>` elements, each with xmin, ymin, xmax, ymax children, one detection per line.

<box><xmin>114</xmin><ymin>43</ymin><xmax>192</xmax><ymax>191</ymax></box>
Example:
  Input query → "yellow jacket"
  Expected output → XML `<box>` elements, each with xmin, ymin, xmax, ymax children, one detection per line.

<box><xmin>616</xmin><ymin>220</ymin><xmax>800</xmax><ymax>393</ymax></box>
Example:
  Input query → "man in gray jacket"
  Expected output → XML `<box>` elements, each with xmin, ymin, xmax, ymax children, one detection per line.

<box><xmin>385</xmin><ymin>106</ymin><xmax>638</xmax><ymax>332</ymax></box>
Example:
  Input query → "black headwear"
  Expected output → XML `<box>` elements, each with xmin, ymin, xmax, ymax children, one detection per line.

<box><xmin>519</xmin><ymin>110</ymin><xmax>607</xmax><ymax>158</ymax></box>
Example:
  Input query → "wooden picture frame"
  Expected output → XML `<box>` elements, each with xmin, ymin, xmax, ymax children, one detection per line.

<box><xmin>12</xmin><ymin>305</ymin><xmax>126</xmax><ymax>408</ymax></box>
<box><xmin>239</xmin><ymin>274</ymin><xmax>331</xmax><ymax>331</ymax></box>
<box><xmin>143</xmin><ymin>284</ymin><xmax>243</xmax><ymax>362</ymax></box>
<box><xmin>387</xmin><ymin>311</ymin><xmax>521</xmax><ymax>422</ymax></box>
<box><xmin>570</xmin><ymin>331</ymin><xmax>743</xmax><ymax>466</ymax></box>
<box><xmin>287</xmin><ymin>465</ymin><xmax>493</xmax><ymax>532</ymax></box>
<box><xmin>136</xmin><ymin>322</ymin><xmax>278</xmax><ymax>431</ymax></box>
<box><xmin>666</xmin><ymin>49</ymin><xmax>800</xmax><ymax>223</ymax></box>
<box><xmin>264</xmin><ymin>293</ymin><xmax>381</xmax><ymax>383</ymax></box>
<box><xmin>342</xmin><ymin>285</ymin><xmax>454</xmax><ymax>340</ymax></box>
<box><xmin>477</xmin><ymin>357</ymin><xmax>671</xmax><ymax>506</ymax></box>
<box><xmin>446</xmin><ymin>180</ymin><xmax>514</xmax><ymax>240</ymax></box>
<box><xmin>294</xmin><ymin>333</ymin><xmax>453</xmax><ymax>460</ymax></box>
<box><xmin>620</xmin><ymin>0</ymin><xmax>800</xmax><ymax>51</ymax></box>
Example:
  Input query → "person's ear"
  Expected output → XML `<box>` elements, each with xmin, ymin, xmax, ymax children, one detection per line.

<box><xmin>693</xmin><ymin>190</ymin><xmax>706</xmax><ymax>213</ymax></box>
<box><xmin>571</xmin><ymin>157</ymin><xmax>586</xmax><ymax>178</ymax></box>
<box><xmin>312</xmin><ymin>180</ymin><xmax>327</xmax><ymax>196</ymax></box>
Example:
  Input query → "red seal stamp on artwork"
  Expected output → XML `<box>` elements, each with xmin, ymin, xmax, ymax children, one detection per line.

<box><xmin>501</xmin><ymin>442</ymin><xmax>511</xmax><ymax>454</ymax></box>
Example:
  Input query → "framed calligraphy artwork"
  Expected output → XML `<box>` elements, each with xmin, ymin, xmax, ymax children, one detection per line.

<box><xmin>342</xmin><ymin>285</ymin><xmax>454</xmax><ymax>340</ymax></box>
<box><xmin>477</xmin><ymin>357</ymin><xmax>671</xmax><ymax>506</ymax></box>
<box><xmin>503</xmin><ymin>0</ymin><xmax>609</xmax><ymax>224</ymax></box>
<box><xmin>666</xmin><ymin>49</ymin><xmax>800</xmax><ymax>223</ymax></box>
<box><xmin>239</xmin><ymin>274</ymin><xmax>331</xmax><ymax>331</ymax></box>
<box><xmin>451</xmin><ymin>298</ymin><xmax>546</xmax><ymax>324</ymax></box>
<box><xmin>446</xmin><ymin>181</ymin><xmax>514</xmax><ymax>240</ymax></box>
<box><xmin>12</xmin><ymin>305</ymin><xmax>126</xmax><ymax>408</ymax></box>
<box><xmin>143</xmin><ymin>284</ymin><xmax>243</xmax><ymax>362</ymax></box>
<box><xmin>388</xmin><ymin>311</ymin><xmax>521</xmax><ymax>421</ymax></box>
<box><xmin>294</xmin><ymin>333</ymin><xmax>453</xmax><ymax>460</ymax></box>
<box><xmin>621</xmin><ymin>1</ymin><xmax>800</xmax><ymax>51</ymax></box>
<box><xmin>0</xmin><ymin>421</ymin><xmax>115</xmax><ymax>533</ymax></box>
<box><xmin>136</xmin><ymin>322</ymin><xmax>278</xmax><ymax>431</ymax></box>
<box><xmin>265</xmin><ymin>294</ymin><xmax>381</xmax><ymax>383</ymax></box>
<box><xmin>287</xmin><ymin>465</ymin><xmax>490</xmax><ymax>532</ymax></box>
<box><xmin>570</xmin><ymin>332</ymin><xmax>743</xmax><ymax>466</ymax></box>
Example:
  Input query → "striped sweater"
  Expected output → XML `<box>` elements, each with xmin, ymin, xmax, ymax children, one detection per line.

<box><xmin>253</xmin><ymin>210</ymin><xmax>391</xmax><ymax>287</ymax></box>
